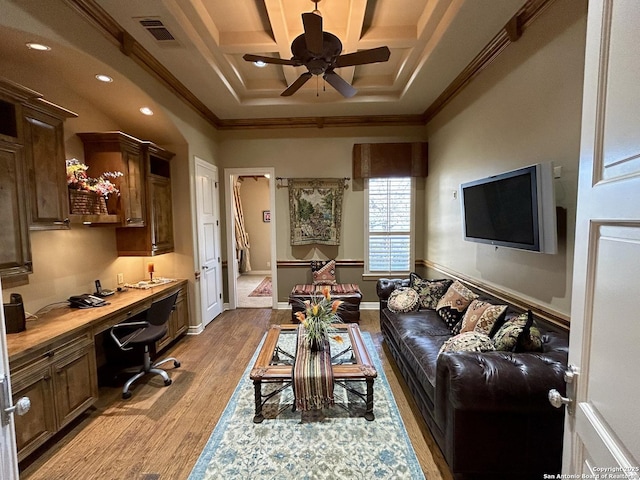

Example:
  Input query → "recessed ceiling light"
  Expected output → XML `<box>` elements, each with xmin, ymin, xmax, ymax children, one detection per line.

<box><xmin>95</xmin><ymin>74</ymin><xmax>113</xmax><ymax>83</ymax></box>
<box><xmin>26</xmin><ymin>42</ymin><xmax>51</xmax><ymax>51</ymax></box>
<box><xmin>139</xmin><ymin>107</ymin><xmax>154</xmax><ymax>116</ymax></box>
<box><xmin>254</xmin><ymin>60</ymin><xmax>267</xmax><ymax>68</ymax></box>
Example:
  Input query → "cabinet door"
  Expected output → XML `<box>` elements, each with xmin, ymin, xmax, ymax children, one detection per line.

<box><xmin>122</xmin><ymin>146</ymin><xmax>145</xmax><ymax>227</ymax></box>
<box><xmin>0</xmin><ymin>141</ymin><xmax>32</xmax><ymax>278</ymax></box>
<box><xmin>52</xmin><ymin>344</ymin><xmax>98</xmax><ymax>428</ymax></box>
<box><xmin>149</xmin><ymin>175</ymin><xmax>174</xmax><ymax>254</ymax></box>
<box><xmin>22</xmin><ymin>107</ymin><xmax>70</xmax><ymax>229</ymax></box>
<box><xmin>173</xmin><ymin>288</ymin><xmax>189</xmax><ymax>337</ymax></box>
<box><xmin>11</xmin><ymin>362</ymin><xmax>56</xmax><ymax>461</ymax></box>
<box><xmin>156</xmin><ymin>288</ymin><xmax>188</xmax><ymax>351</ymax></box>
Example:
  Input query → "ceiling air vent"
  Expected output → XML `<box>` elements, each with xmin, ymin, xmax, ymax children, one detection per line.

<box><xmin>137</xmin><ymin>18</ymin><xmax>179</xmax><ymax>45</ymax></box>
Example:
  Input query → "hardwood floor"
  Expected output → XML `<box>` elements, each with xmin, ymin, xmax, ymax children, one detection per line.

<box><xmin>19</xmin><ymin>309</ymin><xmax>453</xmax><ymax>480</ymax></box>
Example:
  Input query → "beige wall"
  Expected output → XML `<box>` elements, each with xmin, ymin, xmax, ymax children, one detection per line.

<box><xmin>218</xmin><ymin>127</ymin><xmax>427</xmax><ymax>300</ymax></box>
<box><xmin>238</xmin><ymin>177</ymin><xmax>272</xmax><ymax>272</ymax></box>
<box><xmin>424</xmin><ymin>0</ymin><xmax>587</xmax><ymax>317</ymax></box>
<box><xmin>218</xmin><ymin>127</ymin><xmax>427</xmax><ymax>259</ymax></box>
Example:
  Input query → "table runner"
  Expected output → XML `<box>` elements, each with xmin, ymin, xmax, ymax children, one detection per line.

<box><xmin>293</xmin><ymin>325</ymin><xmax>334</xmax><ymax>411</ymax></box>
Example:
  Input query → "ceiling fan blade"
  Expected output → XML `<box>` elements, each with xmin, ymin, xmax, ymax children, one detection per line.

<box><xmin>324</xmin><ymin>71</ymin><xmax>357</xmax><ymax>98</ymax></box>
<box><xmin>302</xmin><ymin>13</ymin><xmax>324</xmax><ymax>55</ymax></box>
<box><xmin>334</xmin><ymin>46</ymin><xmax>391</xmax><ymax>68</ymax></box>
<box><xmin>242</xmin><ymin>54</ymin><xmax>298</xmax><ymax>66</ymax></box>
<box><xmin>281</xmin><ymin>72</ymin><xmax>313</xmax><ymax>96</ymax></box>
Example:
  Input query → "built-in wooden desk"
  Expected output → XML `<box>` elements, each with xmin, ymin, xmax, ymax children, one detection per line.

<box><xmin>6</xmin><ymin>279</ymin><xmax>189</xmax><ymax>461</ymax></box>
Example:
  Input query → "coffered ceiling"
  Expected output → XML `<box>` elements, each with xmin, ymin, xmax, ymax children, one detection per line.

<box><xmin>0</xmin><ymin>0</ymin><xmax>553</xmax><ymax>130</ymax></box>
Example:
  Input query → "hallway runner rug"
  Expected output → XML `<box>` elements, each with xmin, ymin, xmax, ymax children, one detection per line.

<box><xmin>188</xmin><ymin>332</ymin><xmax>425</xmax><ymax>480</ymax></box>
<box><xmin>248</xmin><ymin>276</ymin><xmax>272</xmax><ymax>297</ymax></box>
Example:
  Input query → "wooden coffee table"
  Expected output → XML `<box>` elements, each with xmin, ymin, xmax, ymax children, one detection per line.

<box><xmin>250</xmin><ymin>323</ymin><xmax>377</xmax><ymax>423</ymax></box>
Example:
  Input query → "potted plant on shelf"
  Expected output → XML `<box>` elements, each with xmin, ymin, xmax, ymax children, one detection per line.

<box><xmin>66</xmin><ymin>158</ymin><xmax>122</xmax><ymax>215</ymax></box>
<box><xmin>294</xmin><ymin>286</ymin><xmax>344</xmax><ymax>351</ymax></box>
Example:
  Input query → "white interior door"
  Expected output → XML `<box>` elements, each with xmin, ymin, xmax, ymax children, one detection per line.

<box><xmin>195</xmin><ymin>158</ymin><xmax>223</xmax><ymax>326</ymax></box>
<box><xmin>562</xmin><ymin>1</ymin><xmax>640</xmax><ymax>476</ymax></box>
<box><xmin>0</xmin><ymin>279</ymin><xmax>20</xmax><ymax>480</ymax></box>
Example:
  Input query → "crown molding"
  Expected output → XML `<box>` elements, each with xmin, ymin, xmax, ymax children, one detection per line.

<box><xmin>64</xmin><ymin>0</ymin><xmax>553</xmax><ymax>130</ymax></box>
<box><xmin>217</xmin><ymin>114</ymin><xmax>426</xmax><ymax>130</ymax></box>
<box><xmin>62</xmin><ymin>0</ymin><xmax>222</xmax><ymax>128</ymax></box>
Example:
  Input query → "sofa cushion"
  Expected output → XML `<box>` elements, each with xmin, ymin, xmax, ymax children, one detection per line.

<box><xmin>311</xmin><ymin>259</ymin><xmax>337</xmax><ymax>285</ymax></box>
<box><xmin>457</xmin><ymin>299</ymin><xmax>507</xmax><ymax>335</ymax></box>
<box><xmin>438</xmin><ymin>331</ymin><xmax>496</xmax><ymax>355</ymax></box>
<box><xmin>387</xmin><ymin>287</ymin><xmax>419</xmax><ymax>313</ymax></box>
<box><xmin>410</xmin><ymin>273</ymin><xmax>453</xmax><ymax>310</ymax></box>
<box><xmin>436</xmin><ymin>280</ymin><xmax>479</xmax><ymax>330</ymax></box>
<box><xmin>493</xmin><ymin>311</ymin><xmax>543</xmax><ymax>352</ymax></box>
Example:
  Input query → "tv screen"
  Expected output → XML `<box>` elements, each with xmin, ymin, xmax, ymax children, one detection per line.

<box><xmin>460</xmin><ymin>164</ymin><xmax>557</xmax><ymax>254</ymax></box>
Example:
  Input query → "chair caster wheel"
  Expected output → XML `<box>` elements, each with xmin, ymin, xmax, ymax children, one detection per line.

<box><xmin>122</xmin><ymin>391</ymin><xmax>132</xmax><ymax>399</ymax></box>
<box><xmin>174</xmin><ymin>361</ymin><xmax>181</xmax><ymax>368</ymax></box>
<box><xmin>164</xmin><ymin>379</ymin><xmax>172</xmax><ymax>387</ymax></box>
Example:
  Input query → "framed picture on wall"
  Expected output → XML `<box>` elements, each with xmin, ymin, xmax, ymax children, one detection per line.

<box><xmin>263</xmin><ymin>210</ymin><xmax>271</xmax><ymax>222</ymax></box>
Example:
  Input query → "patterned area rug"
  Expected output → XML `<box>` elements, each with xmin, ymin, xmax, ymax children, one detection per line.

<box><xmin>248</xmin><ymin>276</ymin><xmax>272</xmax><ymax>297</ymax></box>
<box><xmin>188</xmin><ymin>333</ymin><xmax>425</xmax><ymax>480</ymax></box>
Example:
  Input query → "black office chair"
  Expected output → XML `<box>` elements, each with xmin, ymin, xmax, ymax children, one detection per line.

<box><xmin>110</xmin><ymin>291</ymin><xmax>181</xmax><ymax>399</ymax></box>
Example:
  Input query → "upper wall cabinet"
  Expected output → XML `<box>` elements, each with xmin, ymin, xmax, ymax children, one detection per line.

<box><xmin>23</xmin><ymin>99</ymin><xmax>78</xmax><ymax>230</ymax></box>
<box><xmin>0</xmin><ymin>78</ymin><xmax>69</xmax><ymax>281</ymax></box>
<box><xmin>0</xmin><ymin>140</ymin><xmax>31</xmax><ymax>279</ymax></box>
<box><xmin>77</xmin><ymin>132</ymin><xmax>146</xmax><ymax>227</ymax></box>
<box><xmin>116</xmin><ymin>142</ymin><xmax>175</xmax><ymax>256</ymax></box>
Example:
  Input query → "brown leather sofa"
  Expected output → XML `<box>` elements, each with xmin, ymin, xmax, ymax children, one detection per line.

<box><xmin>377</xmin><ymin>278</ymin><xmax>569</xmax><ymax>480</ymax></box>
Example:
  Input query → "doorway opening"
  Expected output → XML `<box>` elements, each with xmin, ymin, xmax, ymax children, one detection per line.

<box><xmin>224</xmin><ymin>168</ymin><xmax>277</xmax><ymax>310</ymax></box>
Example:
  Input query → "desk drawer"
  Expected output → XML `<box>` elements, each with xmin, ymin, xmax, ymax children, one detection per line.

<box><xmin>92</xmin><ymin>300</ymin><xmax>152</xmax><ymax>334</ymax></box>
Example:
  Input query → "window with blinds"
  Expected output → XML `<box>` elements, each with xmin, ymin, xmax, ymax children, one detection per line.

<box><xmin>366</xmin><ymin>177</ymin><xmax>413</xmax><ymax>273</ymax></box>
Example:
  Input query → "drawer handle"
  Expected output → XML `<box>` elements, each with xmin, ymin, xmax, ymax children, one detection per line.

<box><xmin>43</xmin><ymin>374</ymin><xmax>51</xmax><ymax>382</ymax></box>
<box><xmin>43</xmin><ymin>351</ymin><xmax>55</xmax><ymax>358</ymax></box>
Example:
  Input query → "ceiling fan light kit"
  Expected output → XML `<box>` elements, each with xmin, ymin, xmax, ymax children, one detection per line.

<box><xmin>242</xmin><ymin>1</ymin><xmax>390</xmax><ymax>98</ymax></box>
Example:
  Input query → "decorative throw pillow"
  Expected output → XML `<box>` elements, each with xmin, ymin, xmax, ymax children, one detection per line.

<box><xmin>436</xmin><ymin>280</ymin><xmax>479</xmax><ymax>331</ymax></box>
<box><xmin>493</xmin><ymin>311</ymin><xmax>543</xmax><ymax>352</ymax></box>
<box><xmin>458</xmin><ymin>300</ymin><xmax>507</xmax><ymax>336</ymax></box>
<box><xmin>410</xmin><ymin>273</ymin><xmax>453</xmax><ymax>310</ymax></box>
<box><xmin>387</xmin><ymin>287</ymin><xmax>420</xmax><ymax>313</ymax></box>
<box><xmin>438</xmin><ymin>331</ymin><xmax>496</xmax><ymax>356</ymax></box>
<box><xmin>311</xmin><ymin>260</ymin><xmax>337</xmax><ymax>285</ymax></box>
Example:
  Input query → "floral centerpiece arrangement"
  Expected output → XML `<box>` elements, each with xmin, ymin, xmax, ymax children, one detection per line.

<box><xmin>295</xmin><ymin>286</ymin><xmax>344</xmax><ymax>350</ymax></box>
<box><xmin>66</xmin><ymin>158</ymin><xmax>123</xmax><ymax>197</ymax></box>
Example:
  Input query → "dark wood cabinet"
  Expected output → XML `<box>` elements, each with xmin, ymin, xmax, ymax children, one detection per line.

<box><xmin>77</xmin><ymin>132</ymin><xmax>146</xmax><ymax>227</ymax></box>
<box><xmin>0</xmin><ymin>78</ymin><xmax>75</xmax><ymax>283</ymax></box>
<box><xmin>1</xmin><ymin>82</ymin><xmax>32</xmax><ymax>282</ymax></box>
<box><xmin>0</xmin><ymin>140</ymin><xmax>32</xmax><ymax>279</ymax></box>
<box><xmin>22</xmin><ymin>100</ymin><xmax>77</xmax><ymax>230</ymax></box>
<box><xmin>11</xmin><ymin>333</ymin><xmax>97</xmax><ymax>461</ymax></box>
<box><xmin>156</xmin><ymin>286</ymin><xmax>189</xmax><ymax>351</ymax></box>
<box><xmin>116</xmin><ymin>142</ymin><xmax>175</xmax><ymax>256</ymax></box>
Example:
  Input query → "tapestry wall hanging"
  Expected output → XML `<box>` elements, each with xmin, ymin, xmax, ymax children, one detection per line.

<box><xmin>289</xmin><ymin>178</ymin><xmax>344</xmax><ymax>246</ymax></box>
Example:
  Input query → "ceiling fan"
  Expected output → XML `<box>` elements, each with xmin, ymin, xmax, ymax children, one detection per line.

<box><xmin>242</xmin><ymin>0</ymin><xmax>390</xmax><ymax>98</ymax></box>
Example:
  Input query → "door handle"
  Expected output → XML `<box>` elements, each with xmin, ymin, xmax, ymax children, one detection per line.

<box><xmin>548</xmin><ymin>389</ymin><xmax>572</xmax><ymax>410</ymax></box>
<box><xmin>1</xmin><ymin>375</ymin><xmax>31</xmax><ymax>426</ymax></box>
<box><xmin>548</xmin><ymin>365</ymin><xmax>578</xmax><ymax>415</ymax></box>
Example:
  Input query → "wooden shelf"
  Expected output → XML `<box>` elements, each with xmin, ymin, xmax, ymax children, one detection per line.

<box><xmin>69</xmin><ymin>214</ymin><xmax>120</xmax><ymax>225</ymax></box>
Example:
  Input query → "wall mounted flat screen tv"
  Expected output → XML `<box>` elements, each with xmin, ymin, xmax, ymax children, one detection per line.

<box><xmin>460</xmin><ymin>163</ymin><xmax>557</xmax><ymax>254</ymax></box>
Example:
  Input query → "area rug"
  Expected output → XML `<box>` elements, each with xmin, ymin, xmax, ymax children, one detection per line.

<box><xmin>248</xmin><ymin>276</ymin><xmax>272</xmax><ymax>297</ymax></box>
<box><xmin>188</xmin><ymin>332</ymin><xmax>425</xmax><ymax>480</ymax></box>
